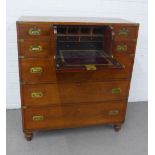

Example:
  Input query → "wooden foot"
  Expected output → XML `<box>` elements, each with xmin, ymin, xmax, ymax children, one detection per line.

<box><xmin>114</xmin><ymin>124</ymin><xmax>121</xmax><ymax>132</ymax></box>
<box><xmin>24</xmin><ymin>132</ymin><xmax>33</xmax><ymax>141</ymax></box>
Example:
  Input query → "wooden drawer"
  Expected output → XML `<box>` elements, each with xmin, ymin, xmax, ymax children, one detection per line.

<box><xmin>113</xmin><ymin>25</ymin><xmax>139</xmax><ymax>40</ymax></box>
<box><xmin>20</xmin><ymin>58</ymin><xmax>56</xmax><ymax>83</ymax></box>
<box><xmin>112</xmin><ymin>40</ymin><xmax>137</xmax><ymax>55</ymax></box>
<box><xmin>17</xmin><ymin>23</ymin><xmax>51</xmax><ymax>39</ymax></box>
<box><xmin>24</xmin><ymin>102</ymin><xmax>127</xmax><ymax>130</ymax></box>
<box><xmin>19</xmin><ymin>40</ymin><xmax>52</xmax><ymax>58</ymax></box>
<box><xmin>22</xmin><ymin>81</ymin><xmax>129</xmax><ymax>106</ymax></box>
<box><xmin>57</xmin><ymin>55</ymin><xmax>134</xmax><ymax>82</ymax></box>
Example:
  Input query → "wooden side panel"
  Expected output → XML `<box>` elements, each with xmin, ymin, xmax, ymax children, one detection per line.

<box><xmin>24</xmin><ymin>102</ymin><xmax>127</xmax><ymax>130</ymax></box>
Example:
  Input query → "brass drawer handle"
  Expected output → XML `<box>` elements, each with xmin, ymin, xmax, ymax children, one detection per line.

<box><xmin>118</xmin><ymin>28</ymin><xmax>129</xmax><ymax>37</ymax></box>
<box><xmin>31</xmin><ymin>92</ymin><xmax>43</xmax><ymax>98</ymax></box>
<box><xmin>112</xmin><ymin>88</ymin><xmax>121</xmax><ymax>94</ymax></box>
<box><xmin>29</xmin><ymin>27</ymin><xmax>41</xmax><ymax>35</ymax></box>
<box><xmin>30</xmin><ymin>67</ymin><xmax>43</xmax><ymax>73</ymax></box>
<box><xmin>109</xmin><ymin>110</ymin><xmax>119</xmax><ymax>116</ymax></box>
<box><xmin>85</xmin><ymin>64</ymin><xmax>96</xmax><ymax>71</ymax></box>
<box><xmin>33</xmin><ymin>115</ymin><xmax>44</xmax><ymax>121</ymax></box>
<box><xmin>29</xmin><ymin>45</ymin><xmax>43</xmax><ymax>52</ymax></box>
<box><xmin>116</xmin><ymin>45</ymin><xmax>127</xmax><ymax>52</ymax></box>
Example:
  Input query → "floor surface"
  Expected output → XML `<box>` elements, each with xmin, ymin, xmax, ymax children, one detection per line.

<box><xmin>6</xmin><ymin>102</ymin><xmax>148</xmax><ymax>155</ymax></box>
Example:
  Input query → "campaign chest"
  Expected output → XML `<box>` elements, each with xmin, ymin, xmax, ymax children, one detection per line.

<box><xmin>16</xmin><ymin>16</ymin><xmax>139</xmax><ymax>140</ymax></box>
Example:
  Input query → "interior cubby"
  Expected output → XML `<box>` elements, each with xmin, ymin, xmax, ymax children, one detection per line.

<box><xmin>54</xmin><ymin>25</ymin><xmax>122</xmax><ymax>70</ymax></box>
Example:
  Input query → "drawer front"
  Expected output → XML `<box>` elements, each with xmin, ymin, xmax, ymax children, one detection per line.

<box><xmin>112</xmin><ymin>40</ymin><xmax>137</xmax><ymax>55</ymax></box>
<box><xmin>113</xmin><ymin>25</ymin><xmax>139</xmax><ymax>40</ymax></box>
<box><xmin>22</xmin><ymin>81</ymin><xmax>129</xmax><ymax>106</ymax></box>
<box><xmin>19</xmin><ymin>40</ymin><xmax>52</xmax><ymax>58</ymax></box>
<box><xmin>20</xmin><ymin>59</ymin><xmax>56</xmax><ymax>83</ymax></box>
<box><xmin>24</xmin><ymin>102</ymin><xmax>127</xmax><ymax>130</ymax></box>
<box><xmin>17</xmin><ymin>24</ymin><xmax>51</xmax><ymax>39</ymax></box>
<box><xmin>57</xmin><ymin>55</ymin><xmax>134</xmax><ymax>82</ymax></box>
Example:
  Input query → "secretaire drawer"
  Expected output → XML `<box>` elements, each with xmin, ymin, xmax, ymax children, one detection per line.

<box><xmin>24</xmin><ymin>102</ymin><xmax>126</xmax><ymax>130</ymax></box>
<box><xmin>19</xmin><ymin>40</ymin><xmax>52</xmax><ymax>58</ymax></box>
<box><xmin>57</xmin><ymin>55</ymin><xmax>134</xmax><ymax>82</ymax></box>
<box><xmin>22</xmin><ymin>81</ymin><xmax>129</xmax><ymax>106</ymax></box>
<box><xmin>19</xmin><ymin>59</ymin><xmax>56</xmax><ymax>83</ymax></box>
<box><xmin>113</xmin><ymin>25</ymin><xmax>139</xmax><ymax>40</ymax></box>
<box><xmin>17</xmin><ymin>23</ymin><xmax>51</xmax><ymax>39</ymax></box>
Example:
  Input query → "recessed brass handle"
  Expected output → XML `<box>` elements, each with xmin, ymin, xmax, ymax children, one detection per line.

<box><xmin>29</xmin><ymin>28</ymin><xmax>41</xmax><ymax>35</ymax></box>
<box><xmin>116</xmin><ymin>45</ymin><xmax>127</xmax><ymax>52</ymax></box>
<box><xmin>85</xmin><ymin>64</ymin><xmax>96</xmax><ymax>71</ymax></box>
<box><xmin>33</xmin><ymin>115</ymin><xmax>44</xmax><ymax>121</ymax></box>
<box><xmin>29</xmin><ymin>45</ymin><xmax>43</xmax><ymax>52</ymax></box>
<box><xmin>118</xmin><ymin>28</ymin><xmax>129</xmax><ymax>37</ymax></box>
<box><xmin>109</xmin><ymin>110</ymin><xmax>119</xmax><ymax>116</ymax></box>
<box><xmin>112</xmin><ymin>88</ymin><xmax>121</xmax><ymax>94</ymax></box>
<box><xmin>31</xmin><ymin>92</ymin><xmax>43</xmax><ymax>98</ymax></box>
<box><xmin>30</xmin><ymin>67</ymin><xmax>43</xmax><ymax>73</ymax></box>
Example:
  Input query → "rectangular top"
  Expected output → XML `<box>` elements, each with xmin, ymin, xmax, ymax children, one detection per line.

<box><xmin>17</xmin><ymin>16</ymin><xmax>138</xmax><ymax>25</ymax></box>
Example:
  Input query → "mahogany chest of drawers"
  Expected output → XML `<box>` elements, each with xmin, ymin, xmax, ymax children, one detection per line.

<box><xmin>16</xmin><ymin>16</ymin><xmax>139</xmax><ymax>140</ymax></box>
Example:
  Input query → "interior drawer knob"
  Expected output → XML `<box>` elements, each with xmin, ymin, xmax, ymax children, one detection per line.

<box><xmin>29</xmin><ymin>45</ymin><xmax>43</xmax><ymax>52</ymax></box>
<box><xmin>29</xmin><ymin>27</ymin><xmax>41</xmax><ymax>35</ymax></box>
<box><xmin>30</xmin><ymin>67</ymin><xmax>43</xmax><ymax>73</ymax></box>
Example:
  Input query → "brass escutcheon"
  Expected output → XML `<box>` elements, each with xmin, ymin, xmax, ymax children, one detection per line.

<box><xmin>30</xmin><ymin>67</ymin><xmax>43</xmax><ymax>73</ymax></box>
<box><xmin>29</xmin><ymin>27</ymin><xmax>41</xmax><ymax>35</ymax></box>
<box><xmin>29</xmin><ymin>45</ymin><xmax>43</xmax><ymax>52</ymax></box>
<box><xmin>112</xmin><ymin>88</ymin><xmax>121</xmax><ymax>94</ymax></box>
<box><xmin>31</xmin><ymin>92</ymin><xmax>43</xmax><ymax>98</ymax></box>
<box><xmin>85</xmin><ymin>64</ymin><xmax>96</xmax><ymax>71</ymax></box>
<box><xmin>116</xmin><ymin>44</ymin><xmax>127</xmax><ymax>52</ymax></box>
<box><xmin>33</xmin><ymin>115</ymin><xmax>44</xmax><ymax>121</ymax></box>
<box><xmin>118</xmin><ymin>28</ymin><xmax>129</xmax><ymax>37</ymax></box>
<box><xmin>109</xmin><ymin>110</ymin><xmax>119</xmax><ymax>116</ymax></box>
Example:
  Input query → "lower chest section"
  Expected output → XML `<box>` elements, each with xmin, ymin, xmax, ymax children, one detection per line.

<box><xmin>23</xmin><ymin>101</ymin><xmax>127</xmax><ymax>130</ymax></box>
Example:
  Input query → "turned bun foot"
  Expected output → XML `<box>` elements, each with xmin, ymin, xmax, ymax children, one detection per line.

<box><xmin>24</xmin><ymin>132</ymin><xmax>33</xmax><ymax>141</ymax></box>
<box><xmin>114</xmin><ymin>124</ymin><xmax>121</xmax><ymax>132</ymax></box>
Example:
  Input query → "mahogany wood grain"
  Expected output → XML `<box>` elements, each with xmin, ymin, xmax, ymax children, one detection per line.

<box><xmin>19</xmin><ymin>40</ymin><xmax>52</xmax><ymax>58</ymax></box>
<box><xmin>56</xmin><ymin>55</ymin><xmax>134</xmax><ymax>82</ymax></box>
<box><xmin>24</xmin><ymin>102</ymin><xmax>127</xmax><ymax>130</ymax></box>
<box><xmin>17</xmin><ymin>24</ymin><xmax>51</xmax><ymax>39</ymax></box>
<box><xmin>113</xmin><ymin>25</ymin><xmax>139</xmax><ymax>40</ymax></box>
<box><xmin>19</xmin><ymin>58</ymin><xmax>56</xmax><ymax>83</ymax></box>
<box><xmin>22</xmin><ymin>80</ymin><xmax>129</xmax><ymax>106</ymax></box>
<box><xmin>16</xmin><ymin>17</ymin><xmax>139</xmax><ymax>140</ymax></box>
<box><xmin>112</xmin><ymin>40</ymin><xmax>137</xmax><ymax>55</ymax></box>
